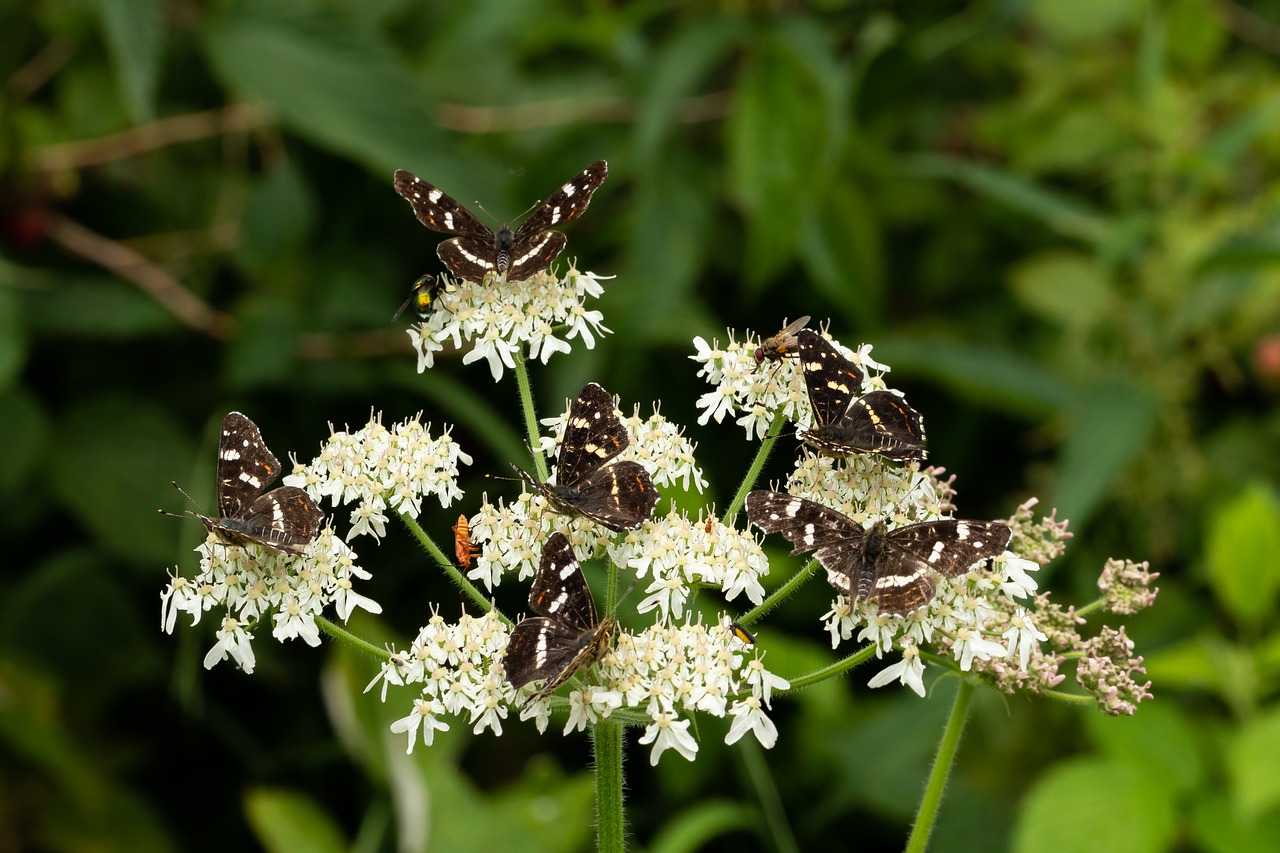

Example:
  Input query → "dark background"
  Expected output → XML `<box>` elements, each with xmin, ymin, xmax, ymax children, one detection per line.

<box><xmin>2</xmin><ymin>1</ymin><xmax>1279</xmax><ymax>851</ymax></box>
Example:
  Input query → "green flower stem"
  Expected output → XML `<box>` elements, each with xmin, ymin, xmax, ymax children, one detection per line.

<box><xmin>738</xmin><ymin>739</ymin><xmax>800</xmax><ymax>853</ymax></box>
<box><xmin>906</xmin><ymin>679</ymin><xmax>974</xmax><ymax>853</ymax></box>
<box><xmin>779</xmin><ymin>643</ymin><xmax>879</xmax><ymax>693</ymax></box>
<box><xmin>315</xmin><ymin>615</ymin><xmax>390</xmax><ymax>660</ymax></box>
<box><xmin>722</xmin><ymin>409</ymin><xmax>788</xmax><ymax>525</ymax></box>
<box><xmin>512</xmin><ymin>349</ymin><xmax>549</xmax><ymax>481</ymax></box>
<box><xmin>1073</xmin><ymin>598</ymin><xmax>1106</xmax><ymax>618</ymax></box>
<box><xmin>397</xmin><ymin>510</ymin><xmax>509</xmax><ymax>625</ymax></box>
<box><xmin>1042</xmin><ymin>689</ymin><xmax>1097</xmax><ymax>705</ymax></box>
<box><xmin>592</xmin><ymin>718</ymin><xmax>626</xmax><ymax>853</ymax></box>
<box><xmin>737</xmin><ymin>558</ymin><xmax>821</xmax><ymax>627</ymax></box>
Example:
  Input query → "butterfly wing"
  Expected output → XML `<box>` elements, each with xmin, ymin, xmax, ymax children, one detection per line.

<box><xmin>393</xmin><ymin>170</ymin><xmax>492</xmax><ymax>239</ymax></box>
<box><xmin>827</xmin><ymin>390</ymin><xmax>928</xmax><ymax>462</ymax></box>
<box><xmin>506</xmin><ymin>230</ymin><xmax>568</xmax><ymax>281</ymax></box>
<box><xmin>554</xmin><ymin>383</ymin><xmax>629</xmax><ymax>489</ymax></box>
<box><xmin>746</xmin><ymin>491</ymin><xmax>867</xmax><ymax>592</ymax></box>
<box><xmin>229</xmin><ymin>487</ymin><xmax>325</xmax><ymax>555</ymax></box>
<box><xmin>437</xmin><ymin>236</ymin><xmax>502</xmax><ymax>282</ymax></box>
<box><xmin>796</xmin><ymin>330</ymin><xmax>865</xmax><ymax>428</ymax></box>
<box><xmin>558</xmin><ymin>462</ymin><xmax>658</xmax><ymax>531</ymax></box>
<box><xmin>214</xmin><ymin>412</ymin><xmax>280</xmax><ymax>520</ymax></box>
<box><xmin>513</xmin><ymin>160</ymin><xmax>609</xmax><ymax>241</ymax></box>
<box><xmin>506</xmin><ymin>532</ymin><xmax>611</xmax><ymax>695</ymax></box>
<box><xmin>868</xmin><ymin>519</ymin><xmax>1011</xmax><ymax>614</ymax></box>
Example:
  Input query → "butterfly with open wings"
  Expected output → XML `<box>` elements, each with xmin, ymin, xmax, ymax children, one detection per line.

<box><xmin>393</xmin><ymin>161</ymin><xmax>608</xmax><ymax>283</ymax></box>
<box><xmin>746</xmin><ymin>490</ymin><xmax>1010</xmax><ymax>615</ymax></box>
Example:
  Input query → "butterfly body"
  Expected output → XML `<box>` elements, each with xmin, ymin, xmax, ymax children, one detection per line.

<box><xmin>746</xmin><ymin>491</ymin><xmax>1010</xmax><ymax>615</ymax></box>
<box><xmin>191</xmin><ymin>412</ymin><xmax>324</xmax><ymax>556</ymax></box>
<box><xmin>513</xmin><ymin>382</ymin><xmax>658</xmax><ymax>532</ymax></box>
<box><xmin>393</xmin><ymin>161</ymin><xmax>607</xmax><ymax>283</ymax></box>
<box><xmin>796</xmin><ymin>330</ymin><xmax>927</xmax><ymax>462</ymax></box>
<box><xmin>505</xmin><ymin>532</ymin><xmax>616</xmax><ymax>699</ymax></box>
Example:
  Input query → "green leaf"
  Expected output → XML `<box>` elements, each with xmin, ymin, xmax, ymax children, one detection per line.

<box><xmin>898</xmin><ymin>153</ymin><xmax>1112</xmax><ymax>244</ymax></box>
<box><xmin>1008</xmin><ymin>250</ymin><xmax>1113</xmax><ymax>329</ymax></box>
<box><xmin>1085</xmin><ymin>702</ymin><xmax>1204</xmax><ymax>796</ymax></box>
<box><xmin>50</xmin><ymin>397</ymin><xmax>193</xmax><ymax>565</ymax></box>
<box><xmin>648</xmin><ymin>800</ymin><xmax>760</xmax><ymax>853</ymax></box>
<box><xmin>1013</xmin><ymin>758</ymin><xmax>1176</xmax><ymax>853</ymax></box>
<box><xmin>1205</xmin><ymin>482</ymin><xmax>1280</xmax><ymax>632</ymax></box>
<box><xmin>240</xmin><ymin>162</ymin><xmax>317</xmax><ymax>271</ymax></box>
<box><xmin>1228</xmin><ymin>707</ymin><xmax>1280</xmax><ymax>819</ymax></box>
<box><xmin>203</xmin><ymin>5</ymin><xmax>473</xmax><ymax>180</ymax></box>
<box><xmin>728</xmin><ymin>29</ymin><xmax>843</xmax><ymax>284</ymax></box>
<box><xmin>872</xmin><ymin>334</ymin><xmax>1076</xmax><ymax>417</ymax></box>
<box><xmin>0</xmin><ymin>389</ymin><xmax>47</xmax><ymax>500</ymax></box>
<box><xmin>800</xmin><ymin>181</ymin><xmax>884</xmax><ymax>328</ymax></box>
<box><xmin>1053</xmin><ymin>377</ymin><xmax>1158</xmax><ymax>529</ymax></box>
<box><xmin>94</xmin><ymin>0</ymin><xmax>163</xmax><ymax>123</ymax></box>
<box><xmin>245</xmin><ymin>788</ymin><xmax>347</xmax><ymax>853</ymax></box>
<box><xmin>0</xmin><ymin>284</ymin><xmax>26</xmax><ymax>394</ymax></box>
<box><xmin>1191</xmin><ymin>792</ymin><xmax>1280</xmax><ymax>853</ymax></box>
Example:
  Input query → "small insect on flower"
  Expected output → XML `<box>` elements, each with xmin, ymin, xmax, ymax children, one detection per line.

<box><xmin>728</xmin><ymin>621</ymin><xmax>756</xmax><ymax>645</ymax></box>
<box><xmin>746</xmin><ymin>490</ymin><xmax>1010</xmax><ymax>615</ymax></box>
<box><xmin>393</xmin><ymin>161</ymin><xmax>608</xmax><ymax>283</ymax></box>
<box><xmin>754</xmin><ymin>315</ymin><xmax>810</xmax><ymax>368</ymax></box>
<box><xmin>451</xmin><ymin>514</ymin><xmax>480</xmax><ymax>570</ymax></box>
<box><xmin>393</xmin><ymin>273</ymin><xmax>446</xmax><ymax>321</ymax></box>
<box><xmin>512</xmin><ymin>382</ymin><xmax>659</xmax><ymax>532</ymax></box>
<box><xmin>163</xmin><ymin>412</ymin><xmax>324</xmax><ymax>555</ymax></box>
<box><xmin>796</xmin><ymin>330</ymin><xmax>927</xmax><ymax>462</ymax></box>
<box><xmin>505</xmin><ymin>532</ymin><xmax>617</xmax><ymax>700</ymax></box>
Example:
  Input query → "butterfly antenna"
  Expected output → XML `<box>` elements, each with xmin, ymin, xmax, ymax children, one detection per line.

<box><xmin>159</xmin><ymin>480</ymin><xmax>206</xmax><ymax>518</ymax></box>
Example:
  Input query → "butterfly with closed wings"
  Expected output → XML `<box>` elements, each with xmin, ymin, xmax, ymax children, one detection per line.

<box><xmin>796</xmin><ymin>329</ymin><xmax>927</xmax><ymax>462</ymax></box>
<box><xmin>171</xmin><ymin>412</ymin><xmax>324</xmax><ymax>556</ymax></box>
<box><xmin>746</xmin><ymin>490</ymin><xmax>1010</xmax><ymax>615</ymax></box>
<box><xmin>393</xmin><ymin>160</ymin><xmax>608</xmax><ymax>283</ymax></box>
<box><xmin>513</xmin><ymin>382</ymin><xmax>659</xmax><ymax>532</ymax></box>
<box><xmin>504</xmin><ymin>532</ymin><xmax>617</xmax><ymax>700</ymax></box>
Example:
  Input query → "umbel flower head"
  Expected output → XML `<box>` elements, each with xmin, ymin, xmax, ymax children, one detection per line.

<box><xmin>162</xmin><ymin>413</ymin><xmax>472</xmax><ymax>672</ymax></box>
<box><xmin>407</xmin><ymin>266</ymin><xmax>611</xmax><ymax>380</ymax></box>
<box><xmin>367</xmin><ymin>609</ymin><xmax>789</xmax><ymax>765</ymax></box>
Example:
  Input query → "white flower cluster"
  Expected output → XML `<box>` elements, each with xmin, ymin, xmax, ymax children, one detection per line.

<box><xmin>607</xmin><ymin>507</ymin><xmax>769</xmax><ymax>622</ymax></box>
<box><xmin>282</xmin><ymin>413</ymin><xmax>472</xmax><ymax>541</ymax></box>
<box><xmin>407</xmin><ymin>267</ymin><xmax>612</xmax><ymax>381</ymax></box>
<box><xmin>771</xmin><ymin>454</ymin><xmax>1048</xmax><ymax>698</ymax></box>
<box><xmin>368</xmin><ymin>612</ymin><xmax>789</xmax><ymax>765</ymax></box>
<box><xmin>689</xmin><ymin>327</ymin><xmax>889</xmax><ymax>440</ymax></box>
<box><xmin>160</xmin><ymin>527</ymin><xmax>381</xmax><ymax>674</ymax></box>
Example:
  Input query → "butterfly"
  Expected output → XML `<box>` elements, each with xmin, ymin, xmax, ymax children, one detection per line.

<box><xmin>513</xmin><ymin>382</ymin><xmax>659</xmax><ymax>532</ymax></box>
<box><xmin>795</xmin><ymin>329</ymin><xmax>927</xmax><ymax>462</ymax></box>
<box><xmin>746</xmin><ymin>490</ymin><xmax>1011</xmax><ymax>615</ymax></box>
<box><xmin>174</xmin><ymin>412</ymin><xmax>324</xmax><ymax>556</ymax></box>
<box><xmin>393</xmin><ymin>273</ymin><xmax>445</xmax><ymax>321</ymax></box>
<box><xmin>393</xmin><ymin>160</ymin><xmax>608</xmax><ymax>283</ymax></box>
<box><xmin>504</xmin><ymin>532</ymin><xmax>617</xmax><ymax>700</ymax></box>
<box><xmin>754</xmin><ymin>315</ymin><xmax>810</xmax><ymax>367</ymax></box>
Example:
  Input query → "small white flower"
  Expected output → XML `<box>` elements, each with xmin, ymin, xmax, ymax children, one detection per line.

<box><xmin>638</xmin><ymin>709</ymin><xmax>699</xmax><ymax>765</ymax></box>
<box><xmin>868</xmin><ymin>644</ymin><xmax>926</xmax><ymax>697</ymax></box>
<box><xmin>390</xmin><ymin>698</ymin><xmax>450</xmax><ymax>753</ymax></box>
<box><xmin>203</xmin><ymin>616</ymin><xmax>257</xmax><ymax>673</ymax></box>
<box><xmin>725</xmin><ymin>696</ymin><xmax>779</xmax><ymax>748</ymax></box>
<box><xmin>1003</xmin><ymin>609</ymin><xmax>1049</xmax><ymax>671</ymax></box>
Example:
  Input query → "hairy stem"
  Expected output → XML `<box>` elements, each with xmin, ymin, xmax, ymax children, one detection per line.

<box><xmin>722</xmin><ymin>409</ymin><xmax>788</xmax><ymax>525</ymax></box>
<box><xmin>512</xmin><ymin>351</ymin><xmax>549</xmax><ymax>481</ymax></box>
<box><xmin>397</xmin><ymin>511</ymin><xmax>507</xmax><ymax>624</ymax></box>
<box><xmin>906</xmin><ymin>679</ymin><xmax>974</xmax><ymax>853</ymax></box>
<box><xmin>592</xmin><ymin>719</ymin><xmax>626</xmax><ymax>853</ymax></box>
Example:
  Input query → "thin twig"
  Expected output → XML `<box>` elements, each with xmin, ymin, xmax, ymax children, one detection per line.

<box><xmin>32</xmin><ymin>104</ymin><xmax>274</xmax><ymax>171</ymax></box>
<box><xmin>436</xmin><ymin>90</ymin><xmax>732</xmax><ymax>133</ymax></box>
<box><xmin>1216</xmin><ymin>1</ymin><xmax>1280</xmax><ymax>54</ymax></box>
<box><xmin>7</xmin><ymin>38</ymin><xmax>76</xmax><ymax>100</ymax></box>
<box><xmin>44</xmin><ymin>213</ymin><xmax>235</xmax><ymax>339</ymax></box>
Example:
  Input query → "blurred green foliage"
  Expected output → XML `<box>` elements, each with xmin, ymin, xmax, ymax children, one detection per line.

<box><xmin>2</xmin><ymin>0</ymin><xmax>1280</xmax><ymax>850</ymax></box>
